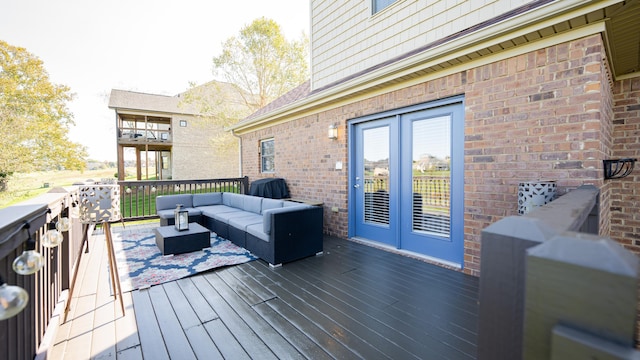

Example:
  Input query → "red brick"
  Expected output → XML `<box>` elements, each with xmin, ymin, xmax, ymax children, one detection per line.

<box><xmin>238</xmin><ymin>34</ymin><xmax>632</xmax><ymax>276</ymax></box>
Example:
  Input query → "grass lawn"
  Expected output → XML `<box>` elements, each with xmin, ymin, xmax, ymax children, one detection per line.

<box><xmin>0</xmin><ymin>168</ymin><xmax>129</xmax><ymax>209</ymax></box>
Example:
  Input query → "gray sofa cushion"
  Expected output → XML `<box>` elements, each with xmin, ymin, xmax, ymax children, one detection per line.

<box><xmin>193</xmin><ymin>192</ymin><xmax>222</xmax><ymax>207</ymax></box>
<box><xmin>228</xmin><ymin>214</ymin><xmax>263</xmax><ymax>230</ymax></box>
<box><xmin>212</xmin><ymin>209</ymin><xmax>249</xmax><ymax>224</ymax></box>
<box><xmin>156</xmin><ymin>194</ymin><xmax>193</xmax><ymax>210</ymax></box>
<box><xmin>223</xmin><ymin>192</ymin><xmax>244</xmax><ymax>209</ymax></box>
<box><xmin>261</xmin><ymin>198</ymin><xmax>283</xmax><ymax>213</ymax></box>
<box><xmin>246</xmin><ymin>223</ymin><xmax>269</xmax><ymax>242</ymax></box>
<box><xmin>242</xmin><ymin>195</ymin><xmax>263</xmax><ymax>214</ymax></box>
<box><xmin>157</xmin><ymin>207</ymin><xmax>201</xmax><ymax>219</ymax></box>
<box><xmin>262</xmin><ymin>206</ymin><xmax>309</xmax><ymax>235</ymax></box>
<box><xmin>198</xmin><ymin>205</ymin><xmax>239</xmax><ymax>218</ymax></box>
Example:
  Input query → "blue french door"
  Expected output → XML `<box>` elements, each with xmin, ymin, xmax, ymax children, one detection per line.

<box><xmin>352</xmin><ymin>117</ymin><xmax>398</xmax><ymax>245</ymax></box>
<box><xmin>350</xmin><ymin>98</ymin><xmax>464</xmax><ymax>266</ymax></box>
<box><xmin>399</xmin><ymin>104</ymin><xmax>464</xmax><ymax>264</ymax></box>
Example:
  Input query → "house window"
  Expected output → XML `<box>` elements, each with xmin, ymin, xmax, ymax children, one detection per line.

<box><xmin>179</xmin><ymin>120</ymin><xmax>187</xmax><ymax>127</ymax></box>
<box><xmin>260</xmin><ymin>138</ymin><xmax>275</xmax><ymax>173</ymax></box>
<box><xmin>372</xmin><ymin>0</ymin><xmax>396</xmax><ymax>14</ymax></box>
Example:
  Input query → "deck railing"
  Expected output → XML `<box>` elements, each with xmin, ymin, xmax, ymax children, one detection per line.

<box><xmin>477</xmin><ymin>185</ymin><xmax>639</xmax><ymax>359</ymax></box>
<box><xmin>118</xmin><ymin>177</ymin><xmax>249</xmax><ymax>221</ymax></box>
<box><xmin>0</xmin><ymin>188</ymin><xmax>85</xmax><ymax>360</ymax></box>
<box><xmin>0</xmin><ymin>177</ymin><xmax>249</xmax><ymax>358</ymax></box>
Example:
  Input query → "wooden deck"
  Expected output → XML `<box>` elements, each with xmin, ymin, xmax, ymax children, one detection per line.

<box><xmin>50</xmin><ymin>222</ymin><xmax>479</xmax><ymax>359</ymax></box>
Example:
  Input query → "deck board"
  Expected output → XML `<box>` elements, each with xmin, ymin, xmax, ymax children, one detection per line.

<box><xmin>184</xmin><ymin>324</ymin><xmax>225</xmax><ymax>360</ymax></box>
<box><xmin>90</xmin><ymin>231</ymin><xmax>119</xmax><ymax>360</ymax></box>
<box><xmin>51</xmin><ymin>224</ymin><xmax>479</xmax><ymax>359</ymax></box>
<box><xmin>161</xmin><ymin>281</ymin><xmax>202</xmax><ymax>330</ymax></box>
<box><xmin>175</xmin><ymin>277</ymin><xmax>219</xmax><ymax>323</ymax></box>
<box><xmin>113</xmin><ymin>292</ymin><xmax>141</xmax><ymax>358</ymax></box>
<box><xmin>131</xmin><ymin>289</ymin><xmax>170</xmax><ymax>360</ymax></box>
<box><xmin>237</xmin><ymin>262</ymin><xmax>393</xmax><ymax>359</ymax></box>
<box><xmin>284</xmin><ymin>258</ymin><xmax>464</xmax><ymax>356</ymax></box>
<box><xmin>211</xmin><ymin>271</ymin><xmax>303</xmax><ymax>358</ymax></box>
<box><xmin>147</xmin><ymin>286</ymin><xmax>198</xmax><ymax>360</ymax></box>
<box><xmin>253</xmin><ymin>301</ymin><xmax>333</xmax><ymax>360</ymax></box>
<box><xmin>197</xmin><ymin>274</ymin><xmax>279</xmax><ymax>360</ymax></box>
<box><xmin>246</xmin><ymin>261</ymin><xmax>429</xmax><ymax>359</ymax></box>
<box><xmin>203</xmin><ymin>318</ymin><xmax>251</xmax><ymax>360</ymax></box>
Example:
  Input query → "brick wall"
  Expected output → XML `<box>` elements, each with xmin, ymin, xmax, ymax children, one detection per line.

<box><xmin>462</xmin><ymin>34</ymin><xmax>609</xmax><ymax>275</ymax></box>
<box><xmin>611</xmin><ymin>76</ymin><xmax>640</xmax><ymax>254</ymax></box>
<box><xmin>240</xmin><ymin>34</ymin><xmax>613</xmax><ymax>276</ymax></box>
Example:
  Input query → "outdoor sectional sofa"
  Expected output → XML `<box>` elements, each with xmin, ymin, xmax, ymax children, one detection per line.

<box><xmin>155</xmin><ymin>192</ymin><xmax>323</xmax><ymax>266</ymax></box>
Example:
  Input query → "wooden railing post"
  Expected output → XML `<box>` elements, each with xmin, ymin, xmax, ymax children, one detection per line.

<box><xmin>241</xmin><ymin>176</ymin><xmax>249</xmax><ymax>194</ymax></box>
<box><xmin>477</xmin><ymin>216</ymin><xmax>553</xmax><ymax>359</ymax></box>
<box><xmin>524</xmin><ymin>233</ymin><xmax>639</xmax><ymax>359</ymax></box>
<box><xmin>477</xmin><ymin>185</ymin><xmax>601</xmax><ymax>360</ymax></box>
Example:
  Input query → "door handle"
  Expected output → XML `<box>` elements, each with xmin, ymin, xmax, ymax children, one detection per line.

<box><xmin>354</xmin><ymin>184</ymin><xmax>360</xmax><ymax>188</ymax></box>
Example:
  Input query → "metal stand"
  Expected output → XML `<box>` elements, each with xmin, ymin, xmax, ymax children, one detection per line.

<box><xmin>63</xmin><ymin>222</ymin><xmax>124</xmax><ymax>322</ymax></box>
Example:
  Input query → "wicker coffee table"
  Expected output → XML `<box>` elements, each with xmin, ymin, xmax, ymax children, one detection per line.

<box><xmin>154</xmin><ymin>223</ymin><xmax>210</xmax><ymax>255</ymax></box>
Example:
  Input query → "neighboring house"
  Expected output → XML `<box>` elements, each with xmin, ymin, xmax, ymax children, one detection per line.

<box><xmin>109</xmin><ymin>81</ymin><xmax>247</xmax><ymax>181</ymax></box>
<box><xmin>230</xmin><ymin>0</ymin><xmax>639</xmax><ymax>276</ymax></box>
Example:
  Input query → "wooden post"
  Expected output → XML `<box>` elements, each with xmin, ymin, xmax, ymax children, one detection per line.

<box><xmin>477</xmin><ymin>185</ymin><xmax>600</xmax><ymax>360</ymax></box>
<box><xmin>477</xmin><ymin>216</ymin><xmax>554</xmax><ymax>359</ymax></box>
<box><xmin>103</xmin><ymin>222</ymin><xmax>125</xmax><ymax>315</ymax></box>
<box><xmin>65</xmin><ymin>223</ymin><xmax>124</xmax><ymax>322</ymax></box>
<box><xmin>523</xmin><ymin>233</ymin><xmax>639</xmax><ymax>359</ymax></box>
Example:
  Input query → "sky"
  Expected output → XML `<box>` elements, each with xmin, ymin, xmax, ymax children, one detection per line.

<box><xmin>1</xmin><ymin>0</ymin><xmax>310</xmax><ymax>161</ymax></box>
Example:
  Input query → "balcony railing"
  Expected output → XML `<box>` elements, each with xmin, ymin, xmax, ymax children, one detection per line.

<box><xmin>118</xmin><ymin>177</ymin><xmax>249</xmax><ymax>221</ymax></box>
<box><xmin>0</xmin><ymin>188</ymin><xmax>84</xmax><ymax>360</ymax></box>
<box><xmin>118</xmin><ymin>125</ymin><xmax>171</xmax><ymax>144</ymax></box>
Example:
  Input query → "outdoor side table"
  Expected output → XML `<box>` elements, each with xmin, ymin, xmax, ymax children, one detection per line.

<box><xmin>154</xmin><ymin>223</ymin><xmax>210</xmax><ymax>255</ymax></box>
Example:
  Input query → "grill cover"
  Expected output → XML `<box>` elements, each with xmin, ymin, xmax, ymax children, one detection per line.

<box><xmin>248</xmin><ymin>178</ymin><xmax>290</xmax><ymax>199</ymax></box>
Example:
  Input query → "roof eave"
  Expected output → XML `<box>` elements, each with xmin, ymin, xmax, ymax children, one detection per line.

<box><xmin>230</xmin><ymin>0</ymin><xmax>617</xmax><ymax>135</ymax></box>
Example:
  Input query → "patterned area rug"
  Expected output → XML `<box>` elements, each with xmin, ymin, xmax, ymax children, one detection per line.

<box><xmin>111</xmin><ymin>228</ymin><xmax>257</xmax><ymax>292</ymax></box>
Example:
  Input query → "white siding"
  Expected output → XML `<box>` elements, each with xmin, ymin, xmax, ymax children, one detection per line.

<box><xmin>311</xmin><ymin>0</ymin><xmax>532</xmax><ymax>89</ymax></box>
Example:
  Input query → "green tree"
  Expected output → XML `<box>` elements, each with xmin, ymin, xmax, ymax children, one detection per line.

<box><xmin>180</xmin><ymin>81</ymin><xmax>251</xmax><ymax>157</ymax></box>
<box><xmin>180</xmin><ymin>18</ymin><xmax>308</xmax><ymax>165</ymax></box>
<box><xmin>212</xmin><ymin>17</ymin><xmax>309</xmax><ymax>111</ymax></box>
<box><xmin>0</xmin><ymin>40</ymin><xmax>86</xmax><ymax>190</ymax></box>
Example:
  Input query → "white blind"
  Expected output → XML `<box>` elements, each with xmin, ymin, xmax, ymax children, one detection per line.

<box><xmin>363</xmin><ymin>126</ymin><xmax>390</xmax><ymax>225</ymax></box>
<box><xmin>412</xmin><ymin>116</ymin><xmax>451</xmax><ymax>237</ymax></box>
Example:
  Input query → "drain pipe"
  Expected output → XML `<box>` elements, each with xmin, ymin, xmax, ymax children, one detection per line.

<box><xmin>231</xmin><ymin>129</ymin><xmax>243</xmax><ymax>178</ymax></box>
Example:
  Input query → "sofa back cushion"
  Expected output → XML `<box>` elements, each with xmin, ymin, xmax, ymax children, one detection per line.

<box><xmin>242</xmin><ymin>195</ymin><xmax>263</xmax><ymax>214</ymax></box>
<box><xmin>261</xmin><ymin>198</ymin><xmax>283</xmax><ymax>214</ymax></box>
<box><xmin>193</xmin><ymin>192</ymin><xmax>222</xmax><ymax>207</ymax></box>
<box><xmin>222</xmin><ymin>192</ymin><xmax>244</xmax><ymax>209</ymax></box>
<box><xmin>156</xmin><ymin>194</ymin><xmax>193</xmax><ymax>211</ymax></box>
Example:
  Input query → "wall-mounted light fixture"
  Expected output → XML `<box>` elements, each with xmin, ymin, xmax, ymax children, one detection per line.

<box><xmin>328</xmin><ymin>124</ymin><xmax>338</xmax><ymax>140</ymax></box>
